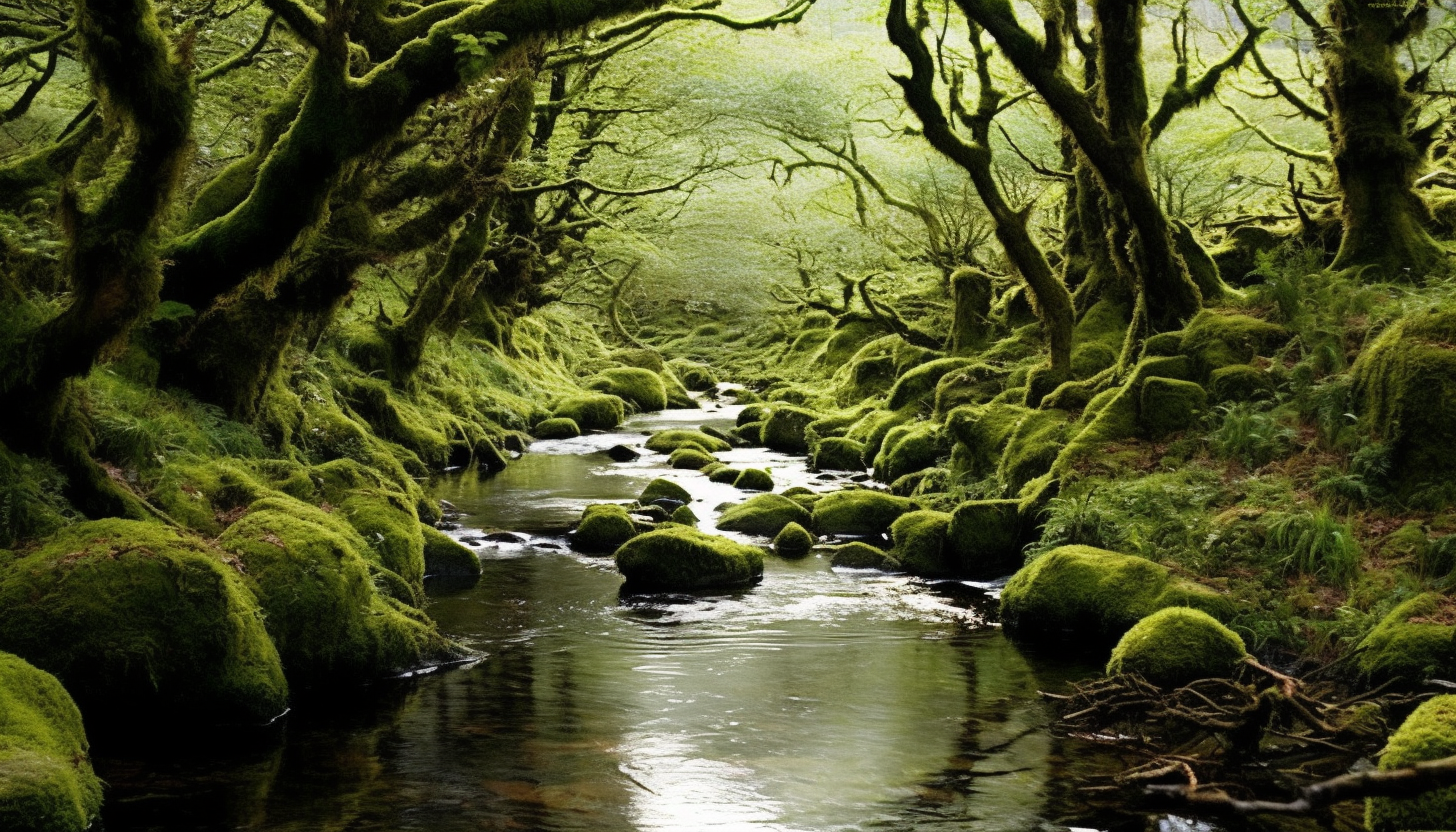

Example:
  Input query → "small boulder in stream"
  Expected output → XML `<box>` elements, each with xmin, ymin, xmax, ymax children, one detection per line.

<box><xmin>571</xmin><ymin>505</ymin><xmax>639</xmax><ymax>554</ymax></box>
<box><xmin>615</xmin><ymin>527</ymin><xmax>765</xmax><ymax>592</ymax></box>
<box><xmin>606</xmin><ymin>445</ymin><xmax>641</xmax><ymax>462</ymax></box>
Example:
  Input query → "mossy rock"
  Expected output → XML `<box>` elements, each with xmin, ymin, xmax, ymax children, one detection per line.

<box><xmin>889</xmin><ymin>510</ymin><xmax>954</xmax><ymax>576</ymax></box>
<box><xmin>671</xmin><ymin>505</ymin><xmax>699</xmax><ymax>526</ymax></box>
<box><xmin>829</xmin><ymin>542</ymin><xmax>900</xmax><ymax>570</ymax></box>
<box><xmin>1351</xmin><ymin>305</ymin><xmax>1456</xmax><ymax>502</ymax></box>
<box><xmin>812</xmin><ymin>437</ymin><xmax>866</xmax><ymax>472</ymax></box>
<box><xmin>615</xmin><ymin>527</ymin><xmax>764</xmax><ymax>591</ymax></box>
<box><xmin>761</xmin><ymin>406</ymin><xmax>821</xmax><ymax>454</ymax></box>
<box><xmin>1054</xmin><ymin>356</ymin><xmax>1198</xmax><ymax>473</ymax></box>
<box><xmin>571</xmin><ymin>504</ymin><xmax>639</xmax><ymax>554</ymax></box>
<box><xmin>1000</xmin><ymin>545</ymin><xmax>1234</xmax><ymax>645</ymax></box>
<box><xmin>1356</xmin><ymin>594</ymin><xmax>1456</xmax><ymax>685</ymax></box>
<box><xmin>846</xmin><ymin>408</ymin><xmax>915</xmax><ymax>464</ymax></box>
<box><xmin>1142</xmin><ymin>331</ymin><xmax>1183</xmax><ymax>357</ymax></box>
<box><xmin>737</xmin><ymin>404</ymin><xmax>771</xmax><ymax>427</ymax></box>
<box><xmin>812</xmin><ymin>490</ymin><xmax>918</xmax><ymax>537</ymax></box>
<box><xmin>1366</xmin><ymin>695</ymin><xmax>1456</xmax><ymax>832</ymax></box>
<box><xmin>218</xmin><ymin>498</ymin><xmax>462</xmax><ymax>688</ymax></box>
<box><xmin>1071</xmin><ymin>343</ymin><xmax>1118</xmax><ymax>379</ymax></box>
<box><xmin>945</xmin><ymin>403</ymin><xmax>1037</xmax><ymax>480</ymax></box>
<box><xmin>639</xmin><ymin>478</ymin><xmax>692</xmax><ymax>505</ymax></box>
<box><xmin>733</xmin><ymin>468</ymin><xmax>774</xmax><ymax>492</ymax></box>
<box><xmin>660</xmin><ymin>368</ymin><xmax>697</xmax><ymax>409</ymax></box>
<box><xmin>772</xmin><ymin>522</ymin><xmax>815</xmax><ymax>559</ymax></box>
<box><xmin>0</xmin><ymin>652</ymin><xmax>103</xmax><ymax>832</ymax></box>
<box><xmin>945</xmin><ymin>500</ymin><xmax>1024</xmax><ymax>578</ymax></box>
<box><xmin>733</xmin><ymin>421</ymin><xmax>765</xmax><ymax>445</ymax></box>
<box><xmin>421</xmin><ymin>525</ymin><xmax>481</xmax><ymax>578</ymax></box>
<box><xmin>645</xmin><ymin>429</ymin><xmax>732</xmax><ymax>454</ymax></box>
<box><xmin>708</xmin><ymin>466</ymin><xmax>744</xmax><ymax>484</ymax></box>
<box><xmin>611</xmin><ymin>348</ymin><xmax>666</xmax><ymax>372</ymax></box>
<box><xmin>588</xmin><ymin>367</ymin><xmax>668</xmax><ymax>413</ymax></box>
<box><xmin>716</xmin><ymin>494</ymin><xmax>811</xmax><ymax>537</ymax></box>
<box><xmin>553</xmin><ymin>393</ymin><xmax>626</xmax><ymax>431</ymax></box>
<box><xmin>699</xmin><ymin>425</ymin><xmax>739</xmax><ymax>447</ymax></box>
<box><xmin>1207</xmin><ymin>364</ymin><xmax>1272</xmax><ymax>403</ymax></box>
<box><xmin>997</xmin><ymin>409</ymin><xmax>1071</xmax><ymax>492</ymax></box>
<box><xmin>1179</xmin><ymin>311</ymin><xmax>1289</xmax><ymax>376</ymax></box>
<box><xmin>0</xmin><ymin>520</ymin><xmax>289</xmax><ymax>725</ymax></box>
<box><xmin>336</xmin><ymin>489</ymin><xmax>426</xmax><ymax>591</ymax></box>
<box><xmin>149</xmin><ymin>457</ymin><xmax>277</xmax><ymax>536</ymax></box>
<box><xmin>668</xmin><ymin>359</ymin><xmax>718</xmax><ymax>391</ymax></box>
<box><xmin>886</xmin><ymin>358</ymin><xmax>976</xmax><ymax>411</ymax></box>
<box><xmin>874</xmin><ymin>422</ymin><xmax>948</xmax><ymax>483</ymax></box>
<box><xmin>1105</xmin><ymin>608</ymin><xmax>1247</xmax><ymax>688</ymax></box>
<box><xmin>1139</xmin><ymin>377</ymin><xmax>1208</xmax><ymax>439</ymax></box>
<box><xmin>531</xmin><ymin>418</ymin><xmax>581</xmax><ymax>440</ymax></box>
<box><xmin>782</xmin><ymin>488</ymin><xmax>823</xmax><ymax>512</ymax></box>
<box><xmin>669</xmin><ymin>448</ymin><xmax>717</xmax><ymax>470</ymax></box>
<box><xmin>818</xmin><ymin>319</ymin><xmax>888</xmax><ymax>367</ymax></box>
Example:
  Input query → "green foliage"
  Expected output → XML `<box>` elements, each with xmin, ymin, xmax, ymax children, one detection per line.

<box><xmin>421</xmin><ymin>525</ymin><xmax>481</xmax><ymax>578</ymax></box>
<box><xmin>1355</xmin><ymin>594</ymin><xmax>1456</xmax><ymax>684</ymax></box>
<box><xmin>0</xmin><ymin>652</ymin><xmax>103</xmax><ymax>832</ymax></box>
<box><xmin>0</xmin><ymin>444</ymin><xmax>71</xmax><ymax>548</ymax></box>
<box><xmin>716</xmin><ymin>494</ymin><xmax>810</xmax><ymax>537</ymax></box>
<box><xmin>1106</xmin><ymin>608</ymin><xmax>1247</xmax><ymax>688</ymax></box>
<box><xmin>615</xmin><ymin>526</ymin><xmax>764</xmax><ymax>591</ymax></box>
<box><xmin>451</xmin><ymin>32</ymin><xmax>507</xmax><ymax>82</ymax></box>
<box><xmin>1367</xmin><ymin>695</ymin><xmax>1456</xmax><ymax>831</ymax></box>
<box><xmin>1264</xmin><ymin>507</ymin><xmax>1361</xmax><ymax>586</ymax></box>
<box><xmin>572</xmin><ymin>504</ymin><xmax>638</xmax><ymax>554</ymax></box>
<box><xmin>1205</xmin><ymin>403</ymin><xmax>1296</xmax><ymax>468</ymax></box>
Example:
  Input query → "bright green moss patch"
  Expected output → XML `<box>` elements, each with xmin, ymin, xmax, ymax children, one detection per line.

<box><xmin>772</xmin><ymin>522</ymin><xmax>814</xmax><ymax>559</ymax></box>
<box><xmin>1105</xmin><ymin>608</ymin><xmax>1247</xmax><ymax>688</ymax></box>
<box><xmin>945</xmin><ymin>500</ymin><xmax>1024</xmax><ymax>578</ymax></box>
<box><xmin>640</xmin><ymin>478</ymin><xmax>692</xmax><ymax>505</ymax></box>
<box><xmin>421</xmin><ymin>525</ymin><xmax>481</xmax><ymax>579</ymax></box>
<box><xmin>531</xmin><ymin>418</ymin><xmax>581</xmax><ymax>439</ymax></box>
<box><xmin>0</xmin><ymin>651</ymin><xmax>103</xmax><ymax>832</ymax></box>
<box><xmin>812</xmin><ymin>437</ymin><xmax>866</xmax><ymax>472</ymax></box>
<box><xmin>1367</xmin><ymin>695</ymin><xmax>1456</xmax><ymax>832</ymax></box>
<box><xmin>829</xmin><ymin>542</ymin><xmax>899</xmax><ymax>570</ymax></box>
<box><xmin>336</xmin><ymin>489</ymin><xmax>426</xmax><ymax>590</ymax></box>
<box><xmin>553</xmin><ymin>394</ymin><xmax>626</xmax><ymax>431</ymax></box>
<box><xmin>716</xmin><ymin>494</ymin><xmax>810</xmax><ymax>537</ymax></box>
<box><xmin>572</xmin><ymin>504</ymin><xmax>639</xmax><ymax>554</ymax></box>
<box><xmin>734</xmin><ymin>422</ymin><xmax>764</xmax><ymax>445</ymax></box>
<box><xmin>733</xmin><ymin>468</ymin><xmax>774</xmax><ymax>492</ymax></box>
<box><xmin>761</xmin><ymin>406</ymin><xmax>820</xmax><ymax>454</ymax></box>
<box><xmin>1207</xmin><ymin>364</ymin><xmax>1272</xmax><ymax>403</ymax></box>
<box><xmin>886</xmin><ymin>358</ymin><xmax>974</xmax><ymax>411</ymax></box>
<box><xmin>1179</xmin><ymin>310</ymin><xmax>1289</xmax><ymax>376</ymax></box>
<box><xmin>1356</xmin><ymin>594</ymin><xmax>1456</xmax><ymax>684</ymax></box>
<box><xmin>708</xmin><ymin>466</ymin><xmax>743</xmax><ymax>483</ymax></box>
<box><xmin>889</xmin><ymin>510</ymin><xmax>953</xmax><ymax>576</ymax></box>
<box><xmin>811</xmin><ymin>490</ymin><xmax>918</xmax><ymax>537</ymax></box>
<box><xmin>846</xmin><ymin>408</ymin><xmax>915</xmax><ymax>465</ymax></box>
<box><xmin>0</xmin><ymin>520</ymin><xmax>289</xmax><ymax>725</ymax></box>
<box><xmin>589</xmin><ymin>367</ymin><xmax>668</xmax><ymax>413</ymax></box>
<box><xmin>873</xmin><ymin>422</ymin><xmax>947</xmax><ymax>483</ymax></box>
<box><xmin>645</xmin><ymin>430</ymin><xmax>731</xmax><ymax>454</ymax></box>
<box><xmin>669</xmin><ymin>448</ymin><xmax>717</xmax><ymax>470</ymax></box>
<box><xmin>668</xmin><ymin>359</ymin><xmax>718</xmax><ymax>391</ymax></box>
<box><xmin>1139</xmin><ymin>377</ymin><xmax>1208</xmax><ymax>438</ymax></box>
<box><xmin>615</xmin><ymin>526</ymin><xmax>764</xmax><ymax>591</ymax></box>
<box><xmin>671</xmin><ymin>505</ymin><xmax>699</xmax><ymax>526</ymax></box>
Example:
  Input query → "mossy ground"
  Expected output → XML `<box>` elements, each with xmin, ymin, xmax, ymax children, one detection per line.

<box><xmin>0</xmin><ymin>652</ymin><xmax>103</xmax><ymax>832</ymax></box>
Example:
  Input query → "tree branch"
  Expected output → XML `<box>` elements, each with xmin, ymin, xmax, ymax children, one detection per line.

<box><xmin>1144</xmin><ymin>755</ymin><xmax>1456</xmax><ymax>816</ymax></box>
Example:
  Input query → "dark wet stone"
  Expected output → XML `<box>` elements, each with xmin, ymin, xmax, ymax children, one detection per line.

<box><xmin>607</xmin><ymin>445</ymin><xmax>641</xmax><ymax>462</ymax></box>
<box><xmin>649</xmin><ymin>498</ymin><xmax>686</xmax><ymax>512</ymax></box>
<box><xmin>815</xmin><ymin>473</ymin><xmax>838</xmax><ymax>481</ymax></box>
<box><xmin>632</xmin><ymin>506</ymin><xmax>671</xmax><ymax>522</ymax></box>
<box><xmin>849</xmin><ymin>474</ymin><xmax>872</xmax><ymax>482</ymax></box>
<box><xmin>458</xmin><ymin>536</ymin><xmax>485</xmax><ymax>546</ymax></box>
<box><xmin>481</xmin><ymin>531</ymin><xmax>527</xmax><ymax>544</ymax></box>
<box><xmin>436</xmin><ymin>521</ymin><xmax>462</xmax><ymax>531</ymax></box>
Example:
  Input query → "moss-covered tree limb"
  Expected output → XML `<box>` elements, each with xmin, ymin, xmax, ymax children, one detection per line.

<box><xmin>1147</xmin><ymin>7</ymin><xmax>1263</xmax><ymax>142</ymax></box>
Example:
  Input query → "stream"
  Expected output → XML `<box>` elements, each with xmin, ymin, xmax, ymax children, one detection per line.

<box><xmin>92</xmin><ymin>400</ymin><xmax>1201</xmax><ymax>832</ymax></box>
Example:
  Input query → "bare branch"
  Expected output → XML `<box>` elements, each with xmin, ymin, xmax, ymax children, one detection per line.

<box><xmin>197</xmin><ymin>14</ymin><xmax>278</xmax><ymax>84</ymax></box>
<box><xmin>1144</xmin><ymin>755</ymin><xmax>1456</xmax><ymax>816</ymax></box>
<box><xmin>1218</xmin><ymin>94</ymin><xmax>1330</xmax><ymax>163</ymax></box>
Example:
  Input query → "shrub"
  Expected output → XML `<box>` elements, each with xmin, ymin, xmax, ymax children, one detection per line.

<box><xmin>1265</xmin><ymin>508</ymin><xmax>1361</xmax><ymax>586</ymax></box>
<box><xmin>1206</xmin><ymin>403</ymin><xmax>1296</xmax><ymax>468</ymax></box>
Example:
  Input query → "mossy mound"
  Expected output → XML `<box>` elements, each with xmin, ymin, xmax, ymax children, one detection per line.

<box><xmin>0</xmin><ymin>520</ymin><xmax>289</xmax><ymax>724</ymax></box>
<box><xmin>660</xmin><ymin>368</ymin><xmax>698</xmax><ymax>409</ymax></box>
<box><xmin>1355</xmin><ymin>594</ymin><xmax>1456</xmax><ymax>685</ymax></box>
<box><xmin>886</xmin><ymin>357</ymin><xmax>975</xmax><ymax>410</ymax></box>
<box><xmin>811</xmin><ymin>490</ymin><xmax>918</xmax><ymax>537</ymax></box>
<box><xmin>669</xmin><ymin>448</ymin><xmax>718</xmax><ymax>470</ymax></box>
<box><xmin>1054</xmin><ymin>356</ymin><xmax>1197</xmax><ymax>472</ymax></box>
<box><xmin>571</xmin><ymin>504</ymin><xmax>639</xmax><ymax>554</ymax></box>
<box><xmin>708</xmin><ymin>466</ymin><xmax>743</xmax><ymax>484</ymax></box>
<box><xmin>889</xmin><ymin>510</ymin><xmax>954</xmax><ymax>576</ymax></box>
<box><xmin>1207</xmin><ymin>364</ymin><xmax>1272</xmax><ymax>403</ymax></box>
<box><xmin>874</xmin><ymin>422</ymin><xmax>948</xmax><ymax>483</ymax></box>
<box><xmin>218</xmin><ymin>498</ymin><xmax>461</xmax><ymax>688</ymax></box>
<box><xmin>668</xmin><ymin>359</ymin><xmax>718</xmax><ymax>391</ymax></box>
<box><xmin>553</xmin><ymin>393</ymin><xmax>626</xmax><ymax>431</ymax></box>
<box><xmin>1366</xmin><ymin>695</ymin><xmax>1456</xmax><ymax>832</ymax></box>
<box><xmin>932</xmin><ymin>363</ymin><xmax>1010</xmax><ymax>414</ymax></box>
<box><xmin>1178</xmin><ymin>311</ymin><xmax>1290</xmax><ymax>376</ymax></box>
<box><xmin>734</xmin><ymin>422</ymin><xmax>765</xmax><ymax>445</ymax></box>
<box><xmin>761</xmin><ymin>406</ymin><xmax>821</xmax><ymax>454</ymax></box>
<box><xmin>611</xmin><ymin>348</ymin><xmax>666</xmax><ymax>372</ymax></box>
<box><xmin>772</xmin><ymin>522</ymin><xmax>815</xmax><ymax>558</ymax></box>
<box><xmin>148</xmin><ymin>456</ymin><xmax>279</xmax><ymax>536</ymax></box>
<box><xmin>614</xmin><ymin>527</ymin><xmax>765</xmax><ymax>591</ymax></box>
<box><xmin>0</xmin><ymin>652</ymin><xmax>103</xmax><ymax>832</ymax></box>
<box><xmin>1000</xmin><ymin>545</ymin><xmax>1234</xmax><ymax>645</ymax></box>
<box><xmin>846</xmin><ymin>407</ymin><xmax>915</xmax><ymax>464</ymax></box>
<box><xmin>716</xmin><ymin>494</ymin><xmax>811</xmax><ymax>537</ymax></box>
<box><xmin>812</xmin><ymin>437</ymin><xmax>866</xmax><ymax>472</ymax></box>
<box><xmin>1105</xmin><ymin>608</ymin><xmax>1247</xmax><ymax>688</ymax></box>
<box><xmin>1139</xmin><ymin>377</ymin><xmax>1208</xmax><ymax>438</ymax></box>
<box><xmin>531</xmin><ymin>418</ymin><xmax>581</xmax><ymax>439</ymax></box>
<box><xmin>588</xmin><ymin>367</ymin><xmax>668</xmax><ymax>413</ymax></box>
<box><xmin>829</xmin><ymin>542</ymin><xmax>899</xmax><ymax>570</ymax></box>
<box><xmin>733</xmin><ymin>468</ymin><xmax>774</xmax><ymax>492</ymax></box>
<box><xmin>945</xmin><ymin>500</ymin><xmax>1025</xmax><ymax>578</ymax></box>
<box><xmin>945</xmin><ymin>403</ymin><xmax>1037</xmax><ymax>480</ymax></box>
<box><xmin>639</xmin><ymin>478</ymin><xmax>692</xmax><ymax>505</ymax></box>
<box><xmin>671</xmin><ymin>505</ymin><xmax>699</xmax><ymax>526</ymax></box>
<box><xmin>996</xmin><ymin>409</ymin><xmax>1071</xmax><ymax>493</ymax></box>
<box><xmin>645</xmin><ymin>429</ymin><xmax>732</xmax><ymax>454</ymax></box>
<box><xmin>1351</xmin><ymin>305</ymin><xmax>1456</xmax><ymax>502</ymax></box>
<box><xmin>421</xmin><ymin>525</ymin><xmax>481</xmax><ymax>578</ymax></box>
<box><xmin>737</xmin><ymin>404</ymin><xmax>771</xmax><ymax>426</ymax></box>
<box><xmin>334</xmin><ymin>488</ymin><xmax>427</xmax><ymax>591</ymax></box>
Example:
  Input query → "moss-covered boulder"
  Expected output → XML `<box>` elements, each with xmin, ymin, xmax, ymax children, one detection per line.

<box><xmin>0</xmin><ymin>520</ymin><xmax>289</xmax><ymax>724</ymax></box>
<box><xmin>0</xmin><ymin>651</ymin><xmax>103</xmax><ymax>832</ymax></box>
<box><xmin>669</xmin><ymin>359</ymin><xmax>718</xmax><ymax>391</ymax></box>
<box><xmin>812</xmin><ymin>436</ymin><xmax>866</xmax><ymax>472</ymax></box>
<box><xmin>874</xmin><ymin>422</ymin><xmax>948</xmax><ymax>483</ymax></box>
<box><xmin>669</xmin><ymin>448</ymin><xmax>717</xmax><ymax>470</ymax></box>
<box><xmin>1351</xmin><ymin>305</ymin><xmax>1456</xmax><ymax>501</ymax></box>
<box><xmin>615</xmin><ymin>527</ymin><xmax>765</xmax><ymax>591</ymax></box>
<box><xmin>945</xmin><ymin>403</ymin><xmax>1037</xmax><ymax>480</ymax></box>
<box><xmin>553</xmin><ymin>393</ymin><xmax>626</xmax><ymax>431</ymax></box>
<box><xmin>334</xmin><ymin>488</ymin><xmax>426</xmax><ymax>591</ymax></box>
<box><xmin>846</xmin><ymin>407</ymin><xmax>915</xmax><ymax>465</ymax></box>
<box><xmin>1105</xmin><ymin>608</ymin><xmax>1247</xmax><ymax>687</ymax></box>
<box><xmin>1356</xmin><ymin>594</ymin><xmax>1456</xmax><ymax>684</ymax></box>
<box><xmin>733</xmin><ymin>421</ymin><xmax>765</xmax><ymax>445</ymax></box>
<box><xmin>645</xmin><ymin>429</ymin><xmax>732</xmax><ymax>454</ymax></box>
<box><xmin>945</xmin><ymin>500</ymin><xmax>1024</xmax><ymax>577</ymax></box>
<box><xmin>568</xmin><ymin>504</ymin><xmax>638</xmax><ymax>554</ymax></box>
<box><xmin>421</xmin><ymin>525</ymin><xmax>481</xmax><ymax>578</ymax></box>
<box><xmin>829</xmin><ymin>542</ymin><xmax>900</xmax><ymax>570</ymax></box>
<box><xmin>1179</xmin><ymin>311</ymin><xmax>1290</xmax><ymax>376</ymax></box>
<box><xmin>811</xmin><ymin>490</ymin><xmax>918</xmax><ymax>537</ymax></box>
<box><xmin>772</xmin><ymin>522</ymin><xmax>815</xmax><ymax>558</ymax></box>
<box><xmin>889</xmin><ymin>510</ymin><xmax>954</xmax><ymax>576</ymax></box>
<box><xmin>737</xmin><ymin>404</ymin><xmax>771</xmax><ymax>426</ymax></box>
<box><xmin>531</xmin><ymin>418</ymin><xmax>581</xmax><ymax>439</ymax></box>
<box><xmin>639</xmin><ymin>478</ymin><xmax>692</xmax><ymax>505</ymax></box>
<box><xmin>588</xmin><ymin>367</ymin><xmax>668</xmax><ymax>413</ymax></box>
<box><xmin>1000</xmin><ymin>545</ymin><xmax>1234</xmax><ymax>645</ymax></box>
<box><xmin>1366</xmin><ymin>695</ymin><xmax>1456</xmax><ymax>832</ymax></box>
<box><xmin>1207</xmin><ymin>364</ymin><xmax>1272</xmax><ymax>403</ymax></box>
<box><xmin>761</xmin><ymin>405</ymin><xmax>820</xmax><ymax>454</ymax></box>
<box><xmin>733</xmin><ymin>468</ymin><xmax>774</xmax><ymax>492</ymax></box>
<box><xmin>660</xmin><ymin>368</ymin><xmax>697</xmax><ymax>409</ymax></box>
<box><xmin>886</xmin><ymin>358</ymin><xmax>975</xmax><ymax>410</ymax></box>
<box><xmin>218</xmin><ymin>498</ymin><xmax>461</xmax><ymax>688</ymax></box>
<box><xmin>671</xmin><ymin>505</ymin><xmax>699</xmax><ymax>526</ymax></box>
<box><xmin>716</xmin><ymin>494</ymin><xmax>811</xmax><ymax>537</ymax></box>
<box><xmin>1139</xmin><ymin>377</ymin><xmax>1208</xmax><ymax>438</ymax></box>
<box><xmin>708</xmin><ymin>466</ymin><xmax>743</xmax><ymax>484</ymax></box>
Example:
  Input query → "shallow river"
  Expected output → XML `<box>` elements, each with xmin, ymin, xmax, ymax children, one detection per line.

<box><xmin>93</xmin><ymin>402</ymin><xmax>1200</xmax><ymax>832</ymax></box>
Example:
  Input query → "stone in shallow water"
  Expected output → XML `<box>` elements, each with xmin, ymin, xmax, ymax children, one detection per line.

<box><xmin>606</xmin><ymin>445</ymin><xmax>641</xmax><ymax>462</ymax></box>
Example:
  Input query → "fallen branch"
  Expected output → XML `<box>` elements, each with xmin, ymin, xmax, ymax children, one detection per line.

<box><xmin>1144</xmin><ymin>755</ymin><xmax>1456</xmax><ymax>816</ymax></box>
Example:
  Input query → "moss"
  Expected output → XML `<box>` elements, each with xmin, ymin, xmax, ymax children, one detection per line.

<box><xmin>725</xmin><ymin>387</ymin><xmax>761</xmax><ymax>404</ymax></box>
<box><xmin>552</xmin><ymin>394</ymin><xmax>626</xmax><ymax>431</ymax></box>
<box><xmin>733</xmin><ymin>468</ymin><xmax>774</xmax><ymax>492</ymax></box>
<box><xmin>1178</xmin><ymin>311</ymin><xmax>1289</xmax><ymax>377</ymax></box>
<box><xmin>611</xmin><ymin>348</ymin><xmax>665</xmax><ymax>372</ymax></box>
<box><xmin>1142</xmin><ymin>331</ymin><xmax>1183</xmax><ymax>357</ymax></box>
<box><xmin>1367</xmin><ymin>695</ymin><xmax>1456</xmax><ymax>832</ymax></box>
<box><xmin>812</xmin><ymin>490</ymin><xmax>918</xmax><ymax>537</ymax></box>
<box><xmin>669</xmin><ymin>448</ymin><xmax>717</xmax><ymax>470</ymax></box>
<box><xmin>889</xmin><ymin>510</ymin><xmax>953</xmax><ymax>576</ymax></box>
<box><xmin>640</xmin><ymin>478</ymin><xmax>692</xmax><ymax>505</ymax></box>
<box><xmin>0</xmin><ymin>652</ymin><xmax>102</xmax><ymax>832</ymax></box>
<box><xmin>660</xmin><ymin>368</ymin><xmax>697</xmax><ymax>409</ymax></box>
<box><xmin>737</xmin><ymin>404</ymin><xmax>771</xmax><ymax>427</ymax></box>
<box><xmin>945</xmin><ymin>403</ymin><xmax>1036</xmax><ymax>480</ymax></box>
<box><xmin>716</xmin><ymin>494</ymin><xmax>811</xmax><ymax>537</ymax></box>
<box><xmin>1350</xmin><ymin>305</ymin><xmax>1456</xmax><ymax>501</ymax></box>
<box><xmin>945</xmin><ymin>500</ymin><xmax>1024</xmax><ymax>578</ymax></box>
<box><xmin>997</xmin><ymin>409</ymin><xmax>1071</xmax><ymax>492</ymax></box>
<box><xmin>645</xmin><ymin>429</ymin><xmax>731</xmax><ymax>454</ymax></box>
<box><xmin>772</xmin><ymin>522</ymin><xmax>814</xmax><ymax>559</ymax></box>
<box><xmin>812</xmin><ymin>437</ymin><xmax>866</xmax><ymax>472</ymax></box>
<box><xmin>819</xmin><ymin>319</ymin><xmax>888</xmax><ymax>367</ymax></box>
<box><xmin>0</xmin><ymin>520</ymin><xmax>289</xmax><ymax>724</ymax></box>
<box><xmin>709</xmin><ymin>466</ymin><xmax>744</xmax><ymax>484</ymax></box>
<box><xmin>531</xmin><ymin>418</ymin><xmax>581</xmax><ymax>439</ymax></box>
<box><xmin>671</xmin><ymin>505</ymin><xmax>699</xmax><ymax>526</ymax></box>
<box><xmin>1000</xmin><ymin>545</ymin><xmax>1234</xmax><ymax>645</ymax></box>
<box><xmin>829</xmin><ymin>542</ymin><xmax>900</xmax><ymax>570</ymax></box>
<box><xmin>783</xmin><ymin>489</ymin><xmax>822</xmax><ymax>512</ymax></box>
<box><xmin>932</xmin><ymin>363</ymin><xmax>1011</xmax><ymax>415</ymax></box>
<box><xmin>886</xmin><ymin>358</ymin><xmax>975</xmax><ymax>411</ymax></box>
<box><xmin>846</xmin><ymin>407</ymin><xmax>915</xmax><ymax>464</ymax></box>
<box><xmin>335</xmin><ymin>375</ymin><xmax>451</xmax><ymax>468</ymax></box>
<box><xmin>733</xmin><ymin>422</ymin><xmax>764</xmax><ymax>445</ymax></box>
<box><xmin>1071</xmin><ymin>343</ymin><xmax>1118</xmax><ymax>379</ymax></box>
<box><xmin>571</xmin><ymin>504</ymin><xmax>639</xmax><ymax>554</ymax></box>
<box><xmin>218</xmin><ymin>497</ymin><xmax>461</xmax><ymax>688</ymax></box>
<box><xmin>149</xmin><ymin>456</ymin><xmax>276</xmax><ymax>536</ymax></box>
<box><xmin>668</xmin><ymin>359</ymin><xmax>718</xmax><ymax>391</ymax></box>
<box><xmin>873</xmin><ymin>422</ymin><xmax>948</xmax><ymax>483</ymax></box>
<box><xmin>804</xmin><ymin>409</ymin><xmax>867</xmax><ymax>446</ymax></box>
<box><xmin>1207</xmin><ymin>364</ymin><xmax>1272</xmax><ymax>403</ymax></box>
<box><xmin>761</xmin><ymin>406</ymin><xmax>821</xmax><ymax>454</ymax></box>
<box><xmin>615</xmin><ymin>526</ymin><xmax>764</xmax><ymax>592</ymax></box>
<box><xmin>336</xmin><ymin>488</ymin><xmax>426</xmax><ymax>590</ymax></box>
<box><xmin>1139</xmin><ymin>377</ymin><xmax>1208</xmax><ymax>439</ymax></box>
<box><xmin>420</xmin><ymin>525</ymin><xmax>481</xmax><ymax>579</ymax></box>
<box><xmin>1054</xmin><ymin>357</ymin><xmax>1197</xmax><ymax>472</ymax></box>
<box><xmin>588</xmin><ymin>367</ymin><xmax>668</xmax><ymax>413</ymax></box>
<box><xmin>1105</xmin><ymin>608</ymin><xmax>1247</xmax><ymax>688</ymax></box>
<box><xmin>1356</xmin><ymin>594</ymin><xmax>1456</xmax><ymax>684</ymax></box>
